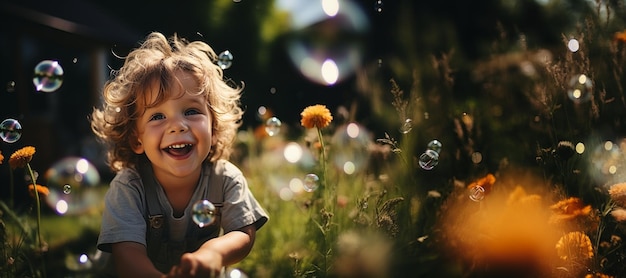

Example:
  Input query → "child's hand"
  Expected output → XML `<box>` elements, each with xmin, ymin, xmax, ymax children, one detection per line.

<box><xmin>166</xmin><ymin>250</ymin><xmax>223</xmax><ymax>278</ymax></box>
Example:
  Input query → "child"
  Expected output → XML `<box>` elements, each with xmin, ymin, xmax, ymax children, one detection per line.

<box><xmin>91</xmin><ymin>32</ymin><xmax>268</xmax><ymax>277</ymax></box>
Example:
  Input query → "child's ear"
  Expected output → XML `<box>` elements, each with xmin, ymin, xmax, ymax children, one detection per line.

<box><xmin>131</xmin><ymin>137</ymin><xmax>144</xmax><ymax>154</ymax></box>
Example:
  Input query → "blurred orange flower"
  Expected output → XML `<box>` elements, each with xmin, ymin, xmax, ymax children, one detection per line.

<box><xmin>614</xmin><ymin>30</ymin><xmax>626</xmax><ymax>43</ymax></box>
<box><xmin>549</xmin><ymin>197</ymin><xmax>591</xmax><ymax>224</ymax></box>
<box><xmin>300</xmin><ymin>105</ymin><xmax>333</xmax><ymax>129</ymax></box>
<box><xmin>9</xmin><ymin>146</ymin><xmax>35</xmax><ymax>169</ymax></box>
<box><xmin>467</xmin><ymin>173</ymin><xmax>496</xmax><ymax>195</ymax></box>
<box><xmin>28</xmin><ymin>184</ymin><xmax>49</xmax><ymax>197</ymax></box>
<box><xmin>0</xmin><ymin>150</ymin><xmax>3</xmax><ymax>164</ymax></box>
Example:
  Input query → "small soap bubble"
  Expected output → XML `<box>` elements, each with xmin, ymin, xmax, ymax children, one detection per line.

<box><xmin>427</xmin><ymin>139</ymin><xmax>443</xmax><ymax>154</ymax></box>
<box><xmin>399</xmin><ymin>119</ymin><xmax>413</xmax><ymax>134</ymax></box>
<box><xmin>6</xmin><ymin>81</ymin><xmax>15</xmax><ymax>93</ymax></box>
<box><xmin>63</xmin><ymin>184</ymin><xmax>71</xmax><ymax>194</ymax></box>
<box><xmin>418</xmin><ymin>149</ymin><xmax>439</xmax><ymax>170</ymax></box>
<box><xmin>265</xmin><ymin>117</ymin><xmax>282</xmax><ymax>136</ymax></box>
<box><xmin>303</xmin><ymin>173</ymin><xmax>320</xmax><ymax>192</ymax></box>
<box><xmin>226</xmin><ymin>268</ymin><xmax>248</xmax><ymax>278</ymax></box>
<box><xmin>192</xmin><ymin>199</ymin><xmax>216</xmax><ymax>227</ymax></box>
<box><xmin>567</xmin><ymin>74</ymin><xmax>592</xmax><ymax>103</ymax></box>
<box><xmin>217</xmin><ymin>50</ymin><xmax>234</xmax><ymax>70</ymax></box>
<box><xmin>469</xmin><ymin>186</ymin><xmax>485</xmax><ymax>202</ymax></box>
<box><xmin>33</xmin><ymin>60</ymin><xmax>64</xmax><ymax>93</ymax></box>
<box><xmin>0</xmin><ymin>118</ymin><xmax>22</xmax><ymax>143</ymax></box>
<box><xmin>374</xmin><ymin>0</ymin><xmax>383</xmax><ymax>12</ymax></box>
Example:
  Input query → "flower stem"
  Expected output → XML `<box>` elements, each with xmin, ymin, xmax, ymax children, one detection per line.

<box><xmin>25</xmin><ymin>163</ymin><xmax>42</xmax><ymax>250</ymax></box>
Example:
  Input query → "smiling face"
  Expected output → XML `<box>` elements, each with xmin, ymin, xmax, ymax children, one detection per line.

<box><xmin>131</xmin><ymin>70</ymin><xmax>213</xmax><ymax>185</ymax></box>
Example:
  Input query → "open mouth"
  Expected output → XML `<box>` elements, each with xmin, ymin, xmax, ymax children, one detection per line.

<box><xmin>163</xmin><ymin>143</ymin><xmax>193</xmax><ymax>156</ymax></box>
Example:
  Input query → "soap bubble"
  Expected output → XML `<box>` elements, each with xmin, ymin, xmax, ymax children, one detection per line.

<box><xmin>33</xmin><ymin>60</ymin><xmax>64</xmax><ymax>92</ymax></box>
<box><xmin>399</xmin><ymin>119</ymin><xmax>413</xmax><ymax>134</ymax></box>
<box><xmin>418</xmin><ymin>149</ymin><xmax>439</xmax><ymax>170</ymax></box>
<box><xmin>265</xmin><ymin>117</ymin><xmax>282</xmax><ymax>136</ymax></box>
<box><xmin>567</xmin><ymin>74</ymin><xmax>592</xmax><ymax>103</ymax></box>
<box><xmin>192</xmin><ymin>199</ymin><xmax>216</xmax><ymax>227</ymax></box>
<box><xmin>278</xmin><ymin>0</ymin><xmax>369</xmax><ymax>85</ymax></box>
<box><xmin>303</xmin><ymin>173</ymin><xmax>320</xmax><ymax>192</ymax></box>
<box><xmin>427</xmin><ymin>139</ymin><xmax>443</xmax><ymax>154</ymax></box>
<box><xmin>0</xmin><ymin>118</ymin><xmax>22</xmax><ymax>143</ymax></box>
<box><xmin>217</xmin><ymin>50</ymin><xmax>233</xmax><ymax>69</ymax></box>
<box><xmin>330</xmin><ymin>123</ymin><xmax>371</xmax><ymax>173</ymax></box>
<box><xmin>44</xmin><ymin>157</ymin><xmax>101</xmax><ymax>215</ymax></box>
<box><xmin>469</xmin><ymin>186</ymin><xmax>485</xmax><ymax>202</ymax></box>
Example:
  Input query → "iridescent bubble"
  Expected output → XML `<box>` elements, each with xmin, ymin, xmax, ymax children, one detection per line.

<box><xmin>265</xmin><ymin>117</ymin><xmax>282</xmax><ymax>136</ymax></box>
<box><xmin>303</xmin><ymin>173</ymin><xmax>320</xmax><ymax>192</ymax></box>
<box><xmin>279</xmin><ymin>0</ymin><xmax>369</xmax><ymax>85</ymax></box>
<box><xmin>33</xmin><ymin>60</ymin><xmax>64</xmax><ymax>93</ymax></box>
<box><xmin>427</xmin><ymin>139</ymin><xmax>442</xmax><ymax>154</ymax></box>
<box><xmin>0</xmin><ymin>118</ymin><xmax>22</xmax><ymax>143</ymax></box>
<box><xmin>399</xmin><ymin>118</ymin><xmax>413</xmax><ymax>134</ymax></box>
<box><xmin>418</xmin><ymin>149</ymin><xmax>439</xmax><ymax>170</ymax></box>
<box><xmin>331</xmin><ymin>123</ymin><xmax>371</xmax><ymax>173</ymax></box>
<box><xmin>226</xmin><ymin>268</ymin><xmax>249</xmax><ymax>278</ymax></box>
<box><xmin>192</xmin><ymin>199</ymin><xmax>216</xmax><ymax>227</ymax></box>
<box><xmin>469</xmin><ymin>186</ymin><xmax>485</xmax><ymax>202</ymax></box>
<box><xmin>217</xmin><ymin>50</ymin><xmax>233</xmax><ymax>70</ymax></box>
<box><xmin>567</xmin><ymin>74</ymin><xmax>592</xmax><ymax>103</ymax></box>
<box><xmin>44</xmin><ymin>157</ymin><xmax>101</xmax><ymax>215</ymax></box>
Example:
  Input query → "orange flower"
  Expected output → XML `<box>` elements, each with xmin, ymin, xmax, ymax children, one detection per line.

<box><xmin>614</xmin><ymin>30</ymin><xmax>626</xmax><ymax>43</ymax></box>
<box><xmin>467</xmin><ymin>173</ymin><xmax>496</xmax><ymax>195</ymax></box>
<box><xmin>300</xmin><ymin>105</ymin><xmax>333</xmax><ymax>129</ymax></box>
<box><xmin>549</xmin><ymin>197</ymin><xmax>591</xmax><ymax>224</ymax></box>
<box><xmin>555</xmin><ymin>231</ymin><xmax>593</xmax><ymax>261</ymax></box>
<box><xmin>9</xmin><ymin>146</ymin><xmax>35</xmax><ymax>169</ymax></box>
<box><xmin>28</xmin><ymin>184</ymin><xmax>49</xmax><ymax>197</ymax></box>
<box><xmin>0</xmin><ymin>150</ymin><xmax>3</xmax><ymax>164</ymax></box>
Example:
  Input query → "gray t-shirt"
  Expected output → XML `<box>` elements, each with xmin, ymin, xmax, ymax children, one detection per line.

<box><xmin>96</xmin><ymin>159</ymin><xmax>268</xmax><ymax>272</ymax></box>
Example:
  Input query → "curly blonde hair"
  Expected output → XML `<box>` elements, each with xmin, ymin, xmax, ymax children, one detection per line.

<box><xmin>91</xmin><ymin>32</ymin><xmax>243</xmax><ymax>171</ymax></box>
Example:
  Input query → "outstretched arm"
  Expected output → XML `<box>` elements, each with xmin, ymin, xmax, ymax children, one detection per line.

<box><xmin>112</xmin><ymin>241</ymin><xmax>164</xmax><ymax>278</ymax></box>
<box><xmin>166</xmin><ymin>224</ymin><xmax>257</xmax><ymax>278</ymax></box>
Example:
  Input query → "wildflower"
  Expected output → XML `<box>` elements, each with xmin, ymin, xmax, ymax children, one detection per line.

<box><xmin>610</xmin><ymin>207</ymin><xmax>626</xmax><ymax>222</ymax></box>
<box><xmin>28</xmin><ymin>184</ymin><xmax>49</xmax><ymax>197</ymax></box>
<box><xmin>549</xmin><ymin>197</ymin><xmax>592</xmax><ymax>224</ymax></box>
<box><xmin>555</xmin><ymin>231</ymin><xmax>593</xmax><ymax>261</ymax></box>
<box><xmin>585</xmin><ymin>273</ymin><xmax>614</xmax><ymax>278</ymax></box>
<box><xmin>467</xmin><ymin>173</ymin><xmax>496</xmax><ymax>195</ymax></box>
<box><xmin>608</xmin><ymin>183</ymin><xmax>626</xmax><ymax>207</ymax></box>
<box><xmin>614</xmin><ymin>30</ymin><xmax>626</xmax><ymax>43</ymax></box>
<box><xmin>0</xmin><ymin>150</ymin><xmax>4</xmax><ymax>164</ymax></box>
<box><xmin>9</xmin><ymin>146</ymin><xmax>35</xmax><ymax>169</ymax></box>
<box><xmin>300</xmin><ymin>104</ymin><xmax>333</xmax><ymax>129</ymax></box>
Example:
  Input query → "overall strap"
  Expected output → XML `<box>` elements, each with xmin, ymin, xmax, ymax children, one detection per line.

<box><xmin>137</xmin><ymin>159</ymin><xmax>164</xmax><ymax>256</ymax></box>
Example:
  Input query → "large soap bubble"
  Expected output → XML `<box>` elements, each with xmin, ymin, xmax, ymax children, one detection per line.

<box><xmin>44</xmin><ymin>157</ymin><xmax>101</xmax><ymax>215</ymax></box>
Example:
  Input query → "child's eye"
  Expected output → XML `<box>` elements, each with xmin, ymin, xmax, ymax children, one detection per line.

<box><xmin>185</xmin><ymin>109</ymin><xmax>201</xmax><ymax>116</ymax></box>
<box><xmin>149</xmin><ymin>113</ymin><xmax>165</xmax><ymax>121</ymax></box>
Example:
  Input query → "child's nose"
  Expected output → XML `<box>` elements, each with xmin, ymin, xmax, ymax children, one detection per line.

<box><xmin>168</xmin><ymin>118</ymin><xmax>189</xmax><ymax>133</ymax></box>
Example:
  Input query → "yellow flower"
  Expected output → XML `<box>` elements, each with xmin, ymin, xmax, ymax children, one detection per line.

<box><xmin>9</xmin><ymin>146</ymin><xmax>36</xmax><ymax>169</ymax></box>
<box><xmin>555</xmin><ymin>231</ymin><xmax>593</xmax><ymax>261</ymax></box>
<box><xmin>300</xmin><ymin>105</ymin><xmax>333</xmax><ymax>129</ymax></box>
<box><xmin>609</xmin><ymin>182</ymin><xmax>626</xmax><ymax>207</ymax></box>
<box><xmin>28</xmin><ymin>184</ymin><xmax>49</xmax><ymax>197</ymax></box>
